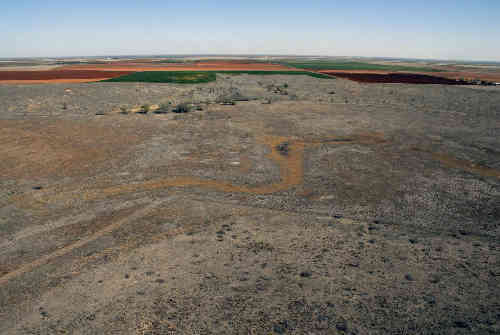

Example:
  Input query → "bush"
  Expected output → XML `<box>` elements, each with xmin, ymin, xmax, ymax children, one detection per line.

<box><xmin>153</xmin><ymin>103</ymin><xmax>170</xmax><ymax>114</ymax></box>
<box><xmin>173</xmin><ymin>103</ymin><xmax>190</xmax><ymax>113</ymax></box>
<box><xmin>136</xmin><ymin>104</ymin><xmax>150</xmax><ymax>114</ymax></box>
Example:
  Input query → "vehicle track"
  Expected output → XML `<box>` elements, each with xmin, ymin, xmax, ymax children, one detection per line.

<box><xmin>0</xmin><ymin>200</ymin><xmax>166</xmax><ymax>285</ymax></box>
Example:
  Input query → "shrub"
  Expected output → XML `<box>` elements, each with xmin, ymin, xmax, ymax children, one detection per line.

<box><xmin>173</xmin><ymin>103</ymin><xmax>190</xmax><ymax>113</ymax></box>
<box><xmin>154</xmin><ymin>103</ymin><xmax>170</xmax><ymax>114</ymax></box>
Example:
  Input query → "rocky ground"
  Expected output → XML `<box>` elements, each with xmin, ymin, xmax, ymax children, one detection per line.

<box><xmin>0</xmin><ymin>74</ymin><xmax>499</xmax><ymax>334</ymax></box>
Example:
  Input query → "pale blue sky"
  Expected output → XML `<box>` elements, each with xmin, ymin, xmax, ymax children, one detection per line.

<box><xmin>1</xmin><ymin>0</ymin><xmax>499</xmax><ymax>60</ymax></box>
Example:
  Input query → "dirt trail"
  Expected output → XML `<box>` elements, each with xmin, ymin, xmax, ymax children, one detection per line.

<box><xmin>1</xmin><ymin>133</ymin><xmax>383</xmax><ymax>285</ymax></box>
<box><xmin>0</xmin><ymin>200</ymin><xmax>165</xmax><ymax>285</ymax></box>
<box><xmin>4</xmin><ymin>131</ymin><xmax>499</xmax><ymax>286</ymax></box>
<box><xmin>19</xmin><ymin>134</ymin><xmax>386</xmax><ymax>209</ymax></box>
<box><xmin>413</xmin><ymin>148</ymin><xmax>500</xmax><ymax>178</ymax></box>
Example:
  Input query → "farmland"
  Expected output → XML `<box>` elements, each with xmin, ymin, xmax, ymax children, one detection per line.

<box><xmin>277</xmin><ymin>60</ymin><xmax>446</xmax><ymax>72</ymax></box>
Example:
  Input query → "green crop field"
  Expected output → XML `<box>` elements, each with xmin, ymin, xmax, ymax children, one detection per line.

<box><xmin>277</xmin><ymin>60</ymin><xmax>445</xmax><ymax>72</ymax></box>
<box><xmin>101</xmin><ymin>71</ymin><xmax>217</xmax><ymax>84</ymax></box>
<box><xmin>101</xmin><ymin>70</ymin><xmax>333</xmax><ymax>83</ymax></box>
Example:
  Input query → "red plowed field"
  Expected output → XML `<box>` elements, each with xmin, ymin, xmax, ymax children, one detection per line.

<box><xmin>320</xmin><ymin>71</ymin><xmax>468</xmax><ymax>85</ymax></box>
<box><xmin>0</xmin><ymin>70</ymin><xmax>134</xmax><ymax>81</ymax></box>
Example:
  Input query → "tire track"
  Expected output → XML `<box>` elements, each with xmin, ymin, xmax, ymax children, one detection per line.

<box><xmin>0</xmin><ymin>199</ymin><xmax>165</xmax><ymax>285</ymax></box>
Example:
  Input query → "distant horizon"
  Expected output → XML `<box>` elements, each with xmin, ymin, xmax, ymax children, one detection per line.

<box><xmin>1</xmin><ymin>54</ymin><xmax>500</xmax><ymax>64</ymax></box>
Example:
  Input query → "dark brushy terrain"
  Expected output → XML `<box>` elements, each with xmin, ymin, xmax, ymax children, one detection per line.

<box><xmin>1</xmin><ymin>74</ymin><xmax>499</xmax><ymax>334</ymax></box>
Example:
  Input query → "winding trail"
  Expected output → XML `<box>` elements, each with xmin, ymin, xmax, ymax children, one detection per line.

<box><xmin>0</xmin><ymin>200</ymin><xmax>165</xmax><ymax>285</ymax></box>
<box><xmin>2</xmin><ymin>132</ymin><xmax>499</xmax><ymax>285</ymax></box>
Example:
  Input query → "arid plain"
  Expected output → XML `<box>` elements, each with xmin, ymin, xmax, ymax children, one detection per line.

<box><xmin>1</xmin><ymin>62</ymin><xmax>499</xmax><ymax>334</ymax></box>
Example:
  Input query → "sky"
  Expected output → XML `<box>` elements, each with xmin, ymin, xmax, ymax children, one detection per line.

<box><xmin>1</xmin><ymin>0</ymin><xmax>499</xmax><ymax>61</ymax></box>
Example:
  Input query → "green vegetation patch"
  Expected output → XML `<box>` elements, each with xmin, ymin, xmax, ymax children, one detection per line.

<box><xmin>101</xmin><ymin>70</ymin><xmax>333</xmax><ymax>83</ymax></box>
<box><xmin>278</xmin><ymin>60</ymin><xmax>445</xmax><ymax>72</ymax></box>
<box><xmin>102</xmin><ymin>71</ymin><xmax>217</xmax><ymax>84</ymax></box>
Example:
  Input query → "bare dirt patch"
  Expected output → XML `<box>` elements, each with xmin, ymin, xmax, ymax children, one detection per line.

<box><xmin>0</xmin><ymin>119</ymin><xmax>141</xmax><ymax>179</ymax></box>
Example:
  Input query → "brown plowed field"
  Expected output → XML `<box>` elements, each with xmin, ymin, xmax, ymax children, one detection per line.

<box><xmin>320</xmin><ymin>71</ymin><xmax>468</xmax><ymax>84</ymax></box>
<box><xmin>0</xmin><ymin>70</ymin><xmax>134</xmax><ymax>82</ymax></box>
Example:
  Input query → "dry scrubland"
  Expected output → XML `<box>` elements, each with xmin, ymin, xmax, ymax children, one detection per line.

<box><xmin>0</xmin><ymin>74</ymin><xmax>499</xmax><ymax>334</ymax></box>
